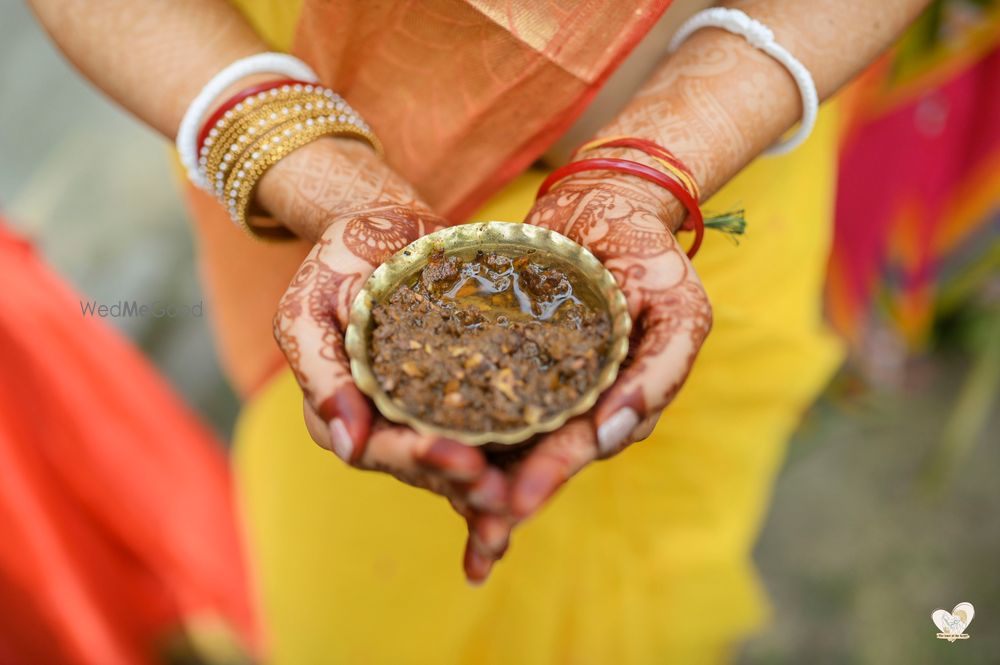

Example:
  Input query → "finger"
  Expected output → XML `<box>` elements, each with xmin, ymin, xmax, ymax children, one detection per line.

<box><xmin>362</xmin><ymin>423</ymin><xmax>488</xmax><ymax>488</ymax></box>
<box><xmin>274</xmin><ymin>255</ymin><xmax>371</xmax><ymax>462</ymax></box>
<box><xmin>300</xmin><ymin>393</ymin><xmax>371</xmax><ymax>464</ymax></box>
<box><xmin>463</xmin><ymin>537</ymin><xmax>495</xmax><ymax>585</ymax></box>
<box><xmin>594</xmin><ymin>280</ymin><xmax>711</xmax><ymax>457</ymax></box>
<box><xmin>448</xmin><ymin>496</ymin><xmax>475</xmax><ymax>521</ymax></box>
<box><xmin>303</xmin><ymin>400</ymin><xmax>332</xmax><ymax>449</ymax></box>
<box><xmin>415</xmin><ymin>438</ymin><xmax>487</xmax><ymax>483</ymax></box>
<box><xmin>631</xmin><ymin>411</ymin><xmax>660</xmax><ymax>443</ymax></box>
<box><xmin>510</xmin><ymin>418</ymin><xmax>598</xmax><ymax>520</ymax></box>
<box><xmin>468</xmin><ymin>513</ymin><xmax>511</xmax><ymax>560</ymax></box>
<box><xmin>308</xmin><ymin>406</ymin><xmax>490</xmax><ymax>506</ymax></box>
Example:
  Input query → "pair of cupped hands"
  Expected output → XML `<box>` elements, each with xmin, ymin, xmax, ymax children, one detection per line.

<box><xmin>268</xmin><ymin>139</ymin><xmax>712</xmax><ymax>583</ymax></box>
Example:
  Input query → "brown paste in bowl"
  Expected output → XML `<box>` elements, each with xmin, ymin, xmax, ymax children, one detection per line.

<box><xmin>370</xmin><ymin>249</ymin><xmax>611</xmax><ymax>433</ymax></box>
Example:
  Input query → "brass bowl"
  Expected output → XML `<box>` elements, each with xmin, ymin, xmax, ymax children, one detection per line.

<box><xmin>345</xmin><ymin>221</ymin><xmax>631</xmax><ymax>446</ymax></box>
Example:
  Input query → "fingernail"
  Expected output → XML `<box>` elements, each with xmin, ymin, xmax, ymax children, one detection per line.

<box><xmin>318</xmin><ymin>388</ymin><xmax>372</xmax><ymax>463</ymax></box>
<box><xmin>329</xmin><ymin>417</ymin><xmax>354</xmax><ymax>462</ymax></box>
<box><xmin>464</xmin><ymin>542</ymin><xmax>493</xmax><ymax>585</ymax></box>
<box><xmin>597</xmin><ymin>407</ymin><xmax>640</xmax><ymax>456</ymax></box>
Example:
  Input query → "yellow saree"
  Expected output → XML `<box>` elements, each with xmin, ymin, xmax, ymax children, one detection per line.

<box><xmin>220</xmin><ymin>1</ymin><xmax>845</xmax><ymax>662</ymax></box>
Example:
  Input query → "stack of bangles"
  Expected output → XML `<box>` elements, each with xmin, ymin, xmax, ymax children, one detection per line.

<box><xmin>176</xmin><ymin>53</ymin><xmax>382</xmax><ymax>239</ymax></box>
<box><xmin>536</xmin><ymin>137</ymin><xmax>705</xmax><ymax>259</ymax></box>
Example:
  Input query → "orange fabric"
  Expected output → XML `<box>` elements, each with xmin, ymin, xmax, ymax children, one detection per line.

<box><xmin>0</xmin><ymin>224</ymin><xmax>259</xmax><ymax>663</ymax></box>
<box><xmin>292</xmin><ymin>0</ymin><xmax>673</xmax><ymax>220</ymax></box>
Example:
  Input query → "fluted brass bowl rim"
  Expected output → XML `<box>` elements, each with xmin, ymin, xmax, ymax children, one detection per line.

<box><xmin>345</xmin><ymin>221</ymin><xmax>631</xmax><ymax>446</ymax></box>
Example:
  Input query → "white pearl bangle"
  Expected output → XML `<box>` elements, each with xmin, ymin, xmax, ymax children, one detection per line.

<box><xmin>668</xmin><ymin>7</ymin><xmax>819</xmax><ymax>156</ymax></box>
<box><xmin>176</xmin><ymin>53</ymin><xmax>319</xmax><ymax>190</ymax></box>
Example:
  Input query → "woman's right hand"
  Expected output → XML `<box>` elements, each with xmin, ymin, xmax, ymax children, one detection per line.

<box><xmin>263</xmin><ymin>139</ymin><xmax>507</xmax><ymax>517</ymax></box>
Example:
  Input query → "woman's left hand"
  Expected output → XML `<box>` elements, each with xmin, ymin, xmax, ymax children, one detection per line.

<box><xmin>462</xmin><ymin>171</ymin><xmax>713</xmax><ymax>581</ymax></box>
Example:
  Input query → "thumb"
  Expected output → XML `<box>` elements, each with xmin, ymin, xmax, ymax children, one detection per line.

<box><xmin>274</xmin><ymin>255</ymin><xmax>372</xmax><ymax>462</ymax></box>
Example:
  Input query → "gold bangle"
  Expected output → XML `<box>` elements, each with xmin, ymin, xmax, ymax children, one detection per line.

<box><xmin>225</xmin><ymin>119</ymin><xmax>381</xmax><ymax>239</ymax></box>
<box><xmin>202</xmin><ymin>93</ymin><xmax>347</xmax><ymax>192</ymax></box>
<box><xmin>200</xmin><ymin>88</ymin><xmax>317</xmax><ymax>169</ymax></box>
<box><xmin>203</xmin><ymin>94</ymin><xmax>382</xmax><ymax>196</ymax></box>
<box><xmin>219</xmin><ymin>115</ymin><xmax>372</xmax><ymax>212</ymax></box>
<box><xmin>199</xmin><ymin>85</ymin><xmax>347</xmax><ymax>163</ymax></box>
<box><xmin>195</xmin><ymin>82</ymin><xmax>383</xmax><ymax>240</ymax></box>
<box><xmin>203</xmin><ymin>101</ymin><xmax>339</xmax><ymax>198</ymax></box>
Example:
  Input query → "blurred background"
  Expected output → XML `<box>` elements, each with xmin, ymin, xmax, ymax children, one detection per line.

<box><xmin>1</xmin><ymin>0</ymin><xmax>997</xmax><ymax>662</ymax></box>
<box><xmin>0</xmin><ymin>0</ymin><xmax>240</xmax><ymax>435</ymax></box>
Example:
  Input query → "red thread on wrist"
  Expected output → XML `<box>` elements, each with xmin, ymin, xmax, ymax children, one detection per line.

<box><xmin>536</xmin><ymin>157</ymin><xmax>704</xmax><ymax>259</ymax></box>
<box><xmin>196</xmin><ymin>78</ymin><xmax>307</xmax><ymax>155</ymax></box>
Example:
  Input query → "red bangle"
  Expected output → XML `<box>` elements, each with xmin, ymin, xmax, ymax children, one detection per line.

<box><xmin>574</xmin><ymin>136</ymin><xmax>701</xmax><ymax>230</ymax></box>
<box><xmin>196</xmin><ymin>78</ymin><xmax>306</xmax><ymax>155</ymax></box>
<box><xmin>536</xmin><ymin>157</ymin><xmax>704</xmax><ymax>259</ymax></box>
<box><xmin>578</xmin><ymin>138</ymin><xmax>696</xmax><ymax>191</ymax></box>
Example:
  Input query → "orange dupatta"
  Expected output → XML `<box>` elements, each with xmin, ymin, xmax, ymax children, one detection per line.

<box><xmin>292</xmin><ymin>0</ymin><xmax>673</xmax><ymax>221</ymax></box>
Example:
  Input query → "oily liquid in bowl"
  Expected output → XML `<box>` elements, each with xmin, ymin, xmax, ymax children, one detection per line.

<box><xmin>369</xmin><ymin>248</ymin><xmax>611</xmax><ymax>435</ymax></box>
<box><xmin>433</xmin><ymin>248</ymin><xmax>604</xmax><ymax>324</ymax></box>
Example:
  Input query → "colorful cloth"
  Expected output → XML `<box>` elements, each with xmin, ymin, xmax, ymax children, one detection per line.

<box><xmin>828</xmin><ymin>2</ymin><xmax>1000</xmax><ymax>347</ymax></box>
<box><xmin>0</xmin><ymin>224</ymin><xmax>258</xmax><ymax>664</ymax></box>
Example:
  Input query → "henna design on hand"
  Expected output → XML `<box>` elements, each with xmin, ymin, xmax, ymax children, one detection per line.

<box><xmin>528</xmin><ymin>177</ymin><xmax>677</xmax><ymax>259</ymax></box>
<box><xmin>256</xmin><ymin>139</ymin><xmax>430</xmax><ymax>242</ymax></box>
<box><xmin>275</xmin><ymin>203</ymin><xmax>442</xmax><ymax>403</ymax></box>
<box><xmin>341</xmin><ymin>205</ymin><xmax>423</xmax><ymax>266</ymax></box>
<box><xmin>273</xmin><ymin>198</ymin><xmax>499</xmax><ymax>517</ymax></box>
<box><xmin>502</xmin><ymin>177</ymin><xmax>712</xmax><ymax>526</ymax></box>
<box><xmin>274</xmin><ymin>258</ymin><xmax>360</xmax><ymax>396</ymax></box>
